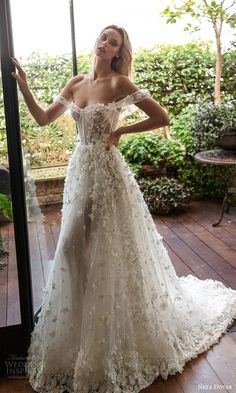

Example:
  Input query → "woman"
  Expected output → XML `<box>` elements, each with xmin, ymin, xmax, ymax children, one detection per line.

<box><xmin>12</xmin><ymin>25</ymin><xmax>236</xmax><ymax>393</ymax></box>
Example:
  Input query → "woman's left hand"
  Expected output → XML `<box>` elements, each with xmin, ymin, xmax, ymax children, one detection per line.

<box><xmin>105</xmin><ymin>128</ymin><xmax>124</xmax><ymax>151</ymax></box>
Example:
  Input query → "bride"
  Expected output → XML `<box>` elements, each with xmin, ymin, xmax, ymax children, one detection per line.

<box><xmin>11</xmin><ymin>24</ymin><xmax>236</xmax><ymax>393</ymax></box>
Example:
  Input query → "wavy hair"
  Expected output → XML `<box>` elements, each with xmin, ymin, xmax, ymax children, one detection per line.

<box><xmin>94</xmin><ymin>25</ymin><xmax>133</xmax><ymax>78</ymax></box>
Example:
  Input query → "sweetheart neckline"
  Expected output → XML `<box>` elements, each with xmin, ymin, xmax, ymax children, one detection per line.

<box><xmin>71</xmin><ymin>88</ymin><xmax>148</xmax><ymax>112</ymax></box>
<box><xmin>71</xmin><ymin>101</ymin><xmax>118</xmax><ymax>112</ymax></box>
<box><xmin>54</xmin><ymin>88</ymin><xmax>149</xmax><ymax>114</ymax></box>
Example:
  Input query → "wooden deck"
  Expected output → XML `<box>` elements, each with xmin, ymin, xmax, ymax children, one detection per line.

<box><xmin>1</xmin><ymin>200</ymin><xmax>236</xmax><ymax>326</ymax></box>
<box><xmin>156</xmin><ymin>200</ymin><xmax>236</xmax><ymax>289</ymax></box>
<box><xmin>0</xmin><ymin>199</ymin><xmax>236</xmax><ymax>391</ymax></box>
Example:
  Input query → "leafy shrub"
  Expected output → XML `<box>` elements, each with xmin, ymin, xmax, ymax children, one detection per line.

<box><xmin>221</xmin><ymin>45</ymin><xmax>236</xmax><ymax>99</ymax></box>
<box><xmin>169</xmin><ymin>104</ymin><xmax>236</xmax><ymax>201</ymax></box>
<box><xmin>0</xmin><ymin>43</ymin><xmax>235</xmax><ymax>168</ymax></box>
<box><xmin>0</xmin><ymin>193</ymin><xmax>12</xmax><ymax>221</ymax></box>
<box><xmin>118</xmin><ymin>129</ymin><xmax>227</xmax><ymax>201</ymax></box>
<box><xmin>170</xmin><ymin>105</ymin><xmax>197</xmax><ymax>154</ymax></box>
<box><xmin>134</xmin><ymin>43</ymin><xmax>235</xmax><ymax>117</ymax></box>
<box><xmin>176</xmin><ymin>157</ymin><xmax>229</xmax><ymax>200</ymax></box>
<box><xmin>190</xmin><ymin>100</ymin><xmax>236</xmax><ymax>151</ymax></box>
<box><xmin>118</xmin><ymin>132</ymin><xmax>186</xmax><ymax>176</ymax></box>
<box><xmin>0</xmin><ymin>45</ymin><xmax>235</xmax><ymax>204</ymax></box>
<box><xmin>137</xmin><ymin>177</ymin><xmax>192</xmax><ymax>214</ymax></box>
<box><xmin>133</xmin><ymin>42</ymin><xmax>215</xmax><ymax>117</ymax></box>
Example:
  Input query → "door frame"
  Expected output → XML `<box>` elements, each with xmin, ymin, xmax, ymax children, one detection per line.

<box><xmin>0</xmin><ymin>0</ymin><xmax>34</xmax><ymax>376</ymax></box>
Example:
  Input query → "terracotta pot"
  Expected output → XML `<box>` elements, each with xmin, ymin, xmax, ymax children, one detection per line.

<box><xmin>216</xmin><ymin>132</ymin><xmax>236</xmax><ymax>151</ymax></box>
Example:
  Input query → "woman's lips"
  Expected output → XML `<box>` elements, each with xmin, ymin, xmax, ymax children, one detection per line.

<box><xmin>98</xmin><ymin>47</ymin><xmax>106</xmax><ymax>53</ymax></box>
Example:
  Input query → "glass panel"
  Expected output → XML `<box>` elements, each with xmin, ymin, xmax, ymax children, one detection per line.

<box><xmin>10</xmin><ymin>0</ymin><xmax>76</xmax><ymax>316</ymax></box>
<box><xmin>0</xmin><ymin>71</ymin><xmax>21</xmax><ymax>327</ymax></box>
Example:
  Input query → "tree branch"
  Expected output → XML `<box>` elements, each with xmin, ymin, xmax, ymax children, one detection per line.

<box><xmin>224</xmin><ymin>1</ymin><xmax>235</xmax><ymax>12</ymax></box>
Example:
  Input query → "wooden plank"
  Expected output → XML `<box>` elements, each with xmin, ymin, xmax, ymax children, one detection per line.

<box><xmin>186</xmin><ymin>202</ymin><xmax>236</xmax><ymax>252</ymax></box>
<box><xmin>36</xmin><ymin>222</ymin><xmax>55</xmax><ymax>284</ymax></box>
<box><xmin>0</xmin><ymin>223</ymin><xmax>9</xmax><ymax>327</ymax></box>
<box><xmin>174</xmin><ymin>213</ymin><xmax>236</xmax><ymax>270</ymax></box>
<box><xmin>154</xmin><ymin>218</ymin><xmax>229</xmax><ymax>285</ymax></box>
<box><xmin>0</xmin><ymin>377</ymin><xmax>35</xmax><ymax>392</ymax></box>
<box><xmin>200</xmin><ymin>200</ymin><xmax>236</xmax><ymax>236</ymax></box>
<box><xmin>162</xmin><ymin>240</ymin><xmax>194</xmax><ymax>277</ymax></box>
<box><xmin>141</xmin><ymin>375</ymin><xmax>184</xmax><ymax>392</ymax></box>
<box><xmin>40</xmin><ymin>204</ymin><xmax>62</xmax><ymax>286</ymax></box>
<box><xmin>28</xmin><ymin>223</ymin><xmax>45</xmax><ymax>313</ymax></box>
<box><xmin>7</xmin><ymin>223</ymin><xmax>20</xmax><ymax>326</ymax></box>
<box><xmin>50</xmin><ymin>222</ymin><xmax>61</xmax><ymax>246</ymax></box>
<box><xmin>159</xmin><ymin>216</ymin><xmax>236</xmax><ymax>289</ymax></box>
<box><xmin>43</xmin><ymin>203</ymin><xmax>62</xmax><ymax>240</ymax></box>
<box><xmin>204</xmin><ymin>333</ymin><xmax>236</xmax><ymax>391</ymax></box>
<box><xmin>175</xmin><ymin>354</ymin><xmax>230</xmax><ymax>393</ymax></box>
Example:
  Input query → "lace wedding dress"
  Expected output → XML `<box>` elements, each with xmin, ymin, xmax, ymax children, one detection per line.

<box><xmin>26</xmin><ymin>88</ymin><xmax>236</xmax><ymax>393</ymax></box>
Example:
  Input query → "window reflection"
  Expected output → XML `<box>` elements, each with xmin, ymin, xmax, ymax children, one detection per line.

<box><xmin>9</xmin><ymin>0</ymin><xmax>76</xmax><ymax>316</ymax></box>
<box><xmin>0</xmin><ymin>74</ymin><xmax>21</xmax><ymax>327</ymax></box>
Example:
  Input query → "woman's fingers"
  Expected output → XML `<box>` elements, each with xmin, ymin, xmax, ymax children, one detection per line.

<box><xmin>11</xmin><ymin>57</ymin><xmax>25</xmax><ymax>74</ymax></box>
<box><xmin>105</xmin><ymin>131</ymin><xmax>121</xmax><ymax>150</ymax></box>
<box><xmin>11</xmin><ymin>57</ymin><xmax>21</xmax><ymax>66</ymax></box>
<box><xmin>11</xmin><ymin>57</ymin><xmax>27</xmax><ymax>82</ymax></box>
<box><xmin>11</xmin><ymin>57</ymin><xmax>20</xmax><ymax>68</ymax></box>
<box><xmin>11</xmin><ymin>72</ymin><xmax>20</xmax><ymax>82</ymax></box>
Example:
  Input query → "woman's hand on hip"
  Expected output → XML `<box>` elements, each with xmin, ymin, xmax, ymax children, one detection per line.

<box><xmin>105</xmin><ymin>128</ymin><xmax>124</xmax><ymax>151</ymax></box>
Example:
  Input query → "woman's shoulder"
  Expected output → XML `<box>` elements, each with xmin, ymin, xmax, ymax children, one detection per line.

<box><xmin>67</xmin><ymin>73</ymin><xmax>86</xmax><ymax>86</ymax></box>
<box><xmin>112</xmin><ymin>74</ymin><xmax>141</xmax><ymax>99</ymax></box>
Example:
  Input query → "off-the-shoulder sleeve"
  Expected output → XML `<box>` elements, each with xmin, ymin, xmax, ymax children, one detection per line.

<box><xmin>115</xmin><ymin>88</ymin><xmax>151</xmax><ymax>120</ymax></box>
<box><xmin>53</xmin><ymin>95</ymin><xmax>71</xmax><ymax>110</ymax></box>
<box><xmin>114</xmin><ymin>88</ymin><xmax>151</xmax><ymax>109</ymax></box>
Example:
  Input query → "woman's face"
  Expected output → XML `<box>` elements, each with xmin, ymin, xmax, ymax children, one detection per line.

<box><xmin>95</xmin><ymin>28</ymin><xmax>123</xmax><ymax>61</ymax></box>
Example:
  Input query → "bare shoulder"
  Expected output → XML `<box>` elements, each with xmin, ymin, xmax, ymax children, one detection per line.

<box><xmin>58</xmin><ymin>74</ymin><xmax>85</xmax><ymax>100</ymax></box>
<box><xmin>114</xmin><ymin>74</ymin><xmax>140</xmax><ymax>97</ymax></box>
<box><xmin>66</xmin><ymin>74</ymin><xmax>85</xmax><ymax>88</ymax></box>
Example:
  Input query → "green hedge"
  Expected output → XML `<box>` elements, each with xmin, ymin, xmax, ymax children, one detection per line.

<box><xmin>0</xmin><ymin>43</ymin><xmax>235</xmax><ymax>202</ymax></box>
<box><xmin>133</xmin><ymin>42</ymin><xmax>235</xmax><ymax>117</ymax></box>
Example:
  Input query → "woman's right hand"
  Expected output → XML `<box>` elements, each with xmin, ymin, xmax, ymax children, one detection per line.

<box><xmin>11</xmin><ymin>57</ymin><xmax>29</xmax><ymax>94</ymax></box>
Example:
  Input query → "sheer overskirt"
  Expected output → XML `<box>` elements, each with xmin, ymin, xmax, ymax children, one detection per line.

<box><xmin>25</xmin><ymin>90</ymin><xmax>236</xmax><ymax>393</ymax></box>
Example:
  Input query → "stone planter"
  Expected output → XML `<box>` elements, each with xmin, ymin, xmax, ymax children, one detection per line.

<box><xmin>28</xmin><ymin>165</ymin><xmax>67</xmax><ymax>206</ymax></box>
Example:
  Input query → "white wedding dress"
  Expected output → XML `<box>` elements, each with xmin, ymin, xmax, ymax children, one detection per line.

<box><xmin>26</xmin><ymin>88</ymin><xmax>236</xmax><ymax>393</ymax></box>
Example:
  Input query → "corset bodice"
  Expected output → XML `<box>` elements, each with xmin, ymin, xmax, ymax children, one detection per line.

<box><xmin>54</xmin><ymin>88</ymin><xmax>151</xmax><ymax>146</ymax></box>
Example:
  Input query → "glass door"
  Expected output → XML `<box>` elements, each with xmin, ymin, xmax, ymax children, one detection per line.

<box><xmin>10</xmin><ymin>0</ymin><xmax>75</xmax><ymax>320</ymax></box>
<box><xmin>0</xmin><ymin>0</ymin><xmax>77</xmax><ymax>376</ymax></box>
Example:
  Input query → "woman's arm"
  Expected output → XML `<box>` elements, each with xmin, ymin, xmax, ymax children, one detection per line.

<box><xmin>119</xmin><ymin>96</ymin><xmax>170</xmax><ymax>133</ymax></box>
<box><xmin>105</xmin><ymin>76</ymin><xmax>170</xmax><ymax>150</ymax></box>
<box><xmin>11</xmin><ymin>58</ymin><xmax>76</xmax><ymax>126</ymax></box>
<box><xmin>117</xmin><ymin>75</ymin><xmax>169</xmax><ymax>135</ymax></box>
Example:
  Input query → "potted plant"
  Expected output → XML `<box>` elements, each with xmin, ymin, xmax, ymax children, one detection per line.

<box><xmin>190</xmin><ymin>100</ymin><xmax>236</xmax><ymax>151</ymax></box>
<box><xmin>137</xmin><ymin>176</ymin><xmax>192</xmax><ymax>215</ymax></box>
<box><xmin>119</xmin><ymin>132</ymin><xmax>186</xmax><ymax>178</ymax></box>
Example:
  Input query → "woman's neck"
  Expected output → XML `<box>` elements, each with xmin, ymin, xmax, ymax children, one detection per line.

<box><xmin>92</xmin><ymin>58</ymin><xmax>114</xmax><ymax>80</ymax></box>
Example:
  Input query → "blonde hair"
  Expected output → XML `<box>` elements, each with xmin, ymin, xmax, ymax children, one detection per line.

<box><xmin>94</xmin><ymin>25</ymin><xmax>133</xmax><ymax>78</ymax></box>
